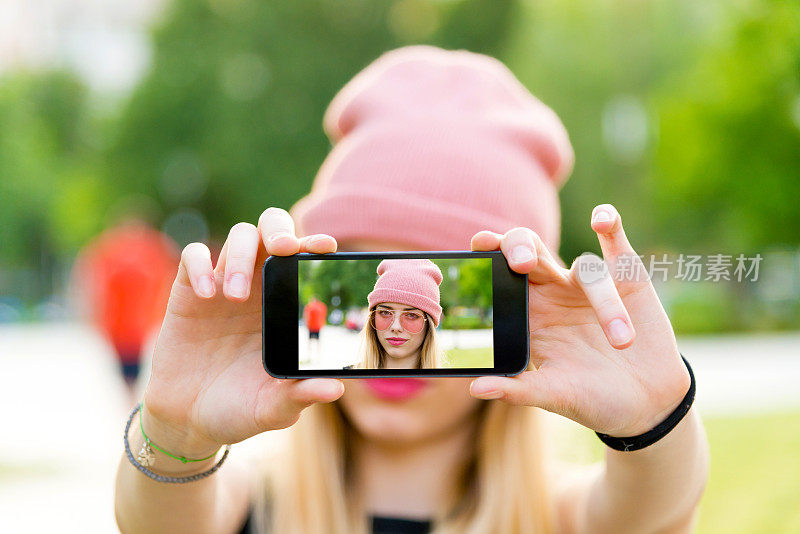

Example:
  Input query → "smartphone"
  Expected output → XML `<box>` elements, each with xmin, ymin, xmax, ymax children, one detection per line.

<box><xmin>262</xmin><ymin>250</ymin><xmax>529</xmax><ymax>378</ymax></box>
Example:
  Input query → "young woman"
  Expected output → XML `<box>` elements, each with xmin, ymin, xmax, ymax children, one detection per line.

<box><xmin>114</xmin><ymin>46</ymin><xmax>709</xmax><ymax>534</ymax></box>
<box><xmin>353</xmin><ymin>259</ymin><xmax>446</xmax><ymax>370</ymax></box>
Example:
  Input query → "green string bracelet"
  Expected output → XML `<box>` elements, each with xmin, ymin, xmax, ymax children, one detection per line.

<box><xmin>138</xmin><ymin>402</ymin><xmax>221</xmax><ymax>464</ymax></box>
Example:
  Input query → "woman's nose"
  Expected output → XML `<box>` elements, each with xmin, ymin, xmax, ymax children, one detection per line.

<box><xmin>390</xmin><ymin>314</ymin><xmax>403</xmax><ymax>332</ymax></box>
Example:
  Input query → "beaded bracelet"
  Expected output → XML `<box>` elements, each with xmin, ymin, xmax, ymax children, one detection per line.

<box><xmin>595</xmin><ymin>353</ymin><xmax>696</xmax><ymax>452</ymax></box>
<box><xmin>123</xmin><ymin>403</ymin><xmax>231</xmax><ymax>483</ymax></box>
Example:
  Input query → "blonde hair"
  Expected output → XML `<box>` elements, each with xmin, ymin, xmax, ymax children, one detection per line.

<box><xmin>356</xmin><ymin>307</ymin><xmax>447</xmax><ymax>369</ymax></box>
<box><xmin>253</xmin><ymin>401</ymin><xmax>554</xmax><ymax>534</ymax></box>
<box><xmin>251</xmin><ymin>300</ymin><xmax>552</xmax><ymax>533</ymax></box>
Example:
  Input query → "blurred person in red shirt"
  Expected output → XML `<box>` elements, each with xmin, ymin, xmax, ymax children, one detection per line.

<box><xmin>302</xmin><ymin>297</ymin><xmax>327</xmax><ymax>364</ymax></box>
<box><xmin>73</xmin><ymin>219</ymin><xmax>179</xmax><ymax>400</ymax></box>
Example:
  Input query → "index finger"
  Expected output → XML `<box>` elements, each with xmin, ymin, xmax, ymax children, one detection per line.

<box><xmin>571</xmin><ymin>253</ymin><xmax>636</xmax><ymax>349</ymax></box>
<box><xmin>257</xmin><ymin>207</ymin><xmax>338</xmax><ymax>256</ymax></box>
<box><xmin>590</xmin><ymin>204</ymin><xmax>649</xmax><ymax>289</ymax></box>
<box><xmin>257</xmin><ymin>207</ymin><xmax>300</xmax><ymax>256</ymax></box>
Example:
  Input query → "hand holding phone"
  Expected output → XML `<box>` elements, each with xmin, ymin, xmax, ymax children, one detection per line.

<box><xmin>467</xmin><ymin>210</ymin><xmax>692</xmax><ymax>440</ymax></box>
<box><xmin>139</xmin><ymin>208</ymin><xmax>346</xmax><ymax>456</ymax></box>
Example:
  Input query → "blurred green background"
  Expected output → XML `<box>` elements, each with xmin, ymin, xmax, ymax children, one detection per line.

<box><xmin>1</xmin><ymin>1</ymin><xmax>799</xmax><ymax>532</ymax></box>
<box><xmin>2</xmin><ymin>0</ymin><xmax>799</xmax><ymax>333</ymax></box>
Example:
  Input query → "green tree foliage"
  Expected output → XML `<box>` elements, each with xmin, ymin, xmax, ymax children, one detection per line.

<box><xmin>652</xmin><ymin>2</ymin><xmax>800</xmax><ymax>253</ymax></box>
<box><xmin>301</xmin><ymin>258</ymin><xmax>381</xmax><ymax>310</ymax></box>
<box><xmin>106</xmin><ymin>0</ymin><xmax>516</xmax><ymax>244</ymax></box>
<box><xmin>504</xmin><ymin>0</ymin><xmax>800</xmax><ymax>262</ymax></box>
<box><xmin>456</xmin><ymin>257</ymin><xmax>493</xmax><ymax>310</ymax></box>
<box><xmin>0</xmin><ymin>71</ymin><xmax>109</xmax><ymax>304</ymax></box>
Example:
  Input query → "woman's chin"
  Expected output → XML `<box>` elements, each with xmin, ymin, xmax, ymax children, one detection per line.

<box><xmin>384</xmin><ymin>357</ymin><xmax>415</xmax><ymax>368</ymax></box>
<box><xmin>338</xmin><ymin>377</ymin><xmax>481</xmax><ymax>446</ymax></box>
<box><xmin>382</xmin><ymin>344</ymin><xmax>409</xmax><ymax>356</ymax></box>
<box><xmin>346</xmin><ymin>404</ymin><xmax>436</xmax><ymax>444</ymax></box>
<box><xmin>338</xmin><ymin>385</ymin><xmax>433</xmax><ymax>442</ymax></box>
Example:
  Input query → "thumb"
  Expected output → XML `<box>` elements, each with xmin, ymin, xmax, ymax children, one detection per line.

<box><xmin>470</xmin><ymin>371</ymin><xmax>555</xmax><ymax>409</ymax></box>
<box><xmin>253</xmin><ymin>378</ymin><xmax>345</xmax><ymax>433</ymax></box>
<box><xmin>287</xmin><ymin>378</ymin><xmax>345</xmax><ymax>408</ymax></box>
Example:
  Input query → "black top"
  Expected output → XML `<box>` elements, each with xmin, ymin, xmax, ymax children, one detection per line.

<box><xmin>372</xmin><ymin>516</ymin><xmax>432</xmax><ymax>534</ymax></box>
<box><xmin>238</xmin><ymin>511</ymin><xmax>432</xmax><ymax>533</ymax></box>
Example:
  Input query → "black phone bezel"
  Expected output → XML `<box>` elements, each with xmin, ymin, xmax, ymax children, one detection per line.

<box><xmin>262</xmin><ymin>250</ymin><xmax>529</xmax><ymax>378</ymax></box>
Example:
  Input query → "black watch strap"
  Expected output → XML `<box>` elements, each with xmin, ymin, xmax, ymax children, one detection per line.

<box><xmin>595</xmin><ymin>354</ymin><xmax>696</xmax><ymax>452</ymax></box>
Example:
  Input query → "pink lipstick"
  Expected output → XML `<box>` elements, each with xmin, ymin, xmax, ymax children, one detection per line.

<box><xmin>364</xmin><ymin>378</ymin><xmax>427</xmax><ymax>400</ymax></box>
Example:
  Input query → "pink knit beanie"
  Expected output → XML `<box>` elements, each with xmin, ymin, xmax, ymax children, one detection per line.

<box><xmin>367</xmin><ymin>259</ymin><xmax>443</xmax><ymax>327</ymax></box>
<box><xmin>290</xmin><ymin>45</ymin><xmax>574</xmax><ymax>252</ymax></box>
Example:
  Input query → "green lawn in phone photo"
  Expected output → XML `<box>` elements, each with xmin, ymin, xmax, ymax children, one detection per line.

<box><xmin>446</xmin><ymin>346</ymin><xmax>494</xmax><ymax>368</ymax></box>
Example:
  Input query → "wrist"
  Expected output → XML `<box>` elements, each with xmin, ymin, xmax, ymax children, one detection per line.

<box><xmin>596</xmin><ymin>354</ymin><xmax>696</xmax><ymax>452</ymax></box>
<box><xmin>609</xmin><ymin>355</ymin><xmax>692</xmax><ymax>438</ymax></box>
<box><xmin>140</xmin><ymin>402</ymin><xmax>223</xmax><ymax>461</ymax></box>
<box><xmin>612</xmin><ymin>387</ymin><xmax>686</xmax><ymax>438</ymax></box>
<box><xmin>123</xmin><ymin>404</ymin><xmax>231</xmax><ymax>483</ymax></box>
<box><xmin>129</xmin><ymin>419</ymin><xmax>219</xmax><ymax>476</ymax></box>
<box><xmin>617</xmin><ymin>406</ymin><xmax>701</xmax><ymax>457</ymax></box>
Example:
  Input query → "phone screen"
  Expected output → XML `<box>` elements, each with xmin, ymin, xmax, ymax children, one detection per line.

<box><xmin>263</xmin><ymin>251</ymin><xmax>527</xmax><ymax>378</ymax></box>
<box><xmin>298</xmin><ymin>256</ymin><xmax>494</xmax><ymax>371</ymax></box>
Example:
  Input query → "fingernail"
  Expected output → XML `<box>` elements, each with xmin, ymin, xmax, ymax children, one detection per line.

<box><xmin>228</xmin><ymin>273</ymin><xmax>248</xmax><ymax>298</ymax></box>
<box><xmin>608</xmin><ymin>318</ymin><xmax>632</xmax><ymax>345</ymax></box>
<box><xmin>474</xmin><ymin>390</ymin><xmax>504</xmax><ymax>400</ymax></box>
<box><xmin>198</xmin><ymin>276</ymin><xmax>215</xmax><ymax>298</ymax></box>
<box><xmin>593</xmin><ymin>210</ymin><xmax>611</xmax><ymax>223</ymax></box>
<box><xmin>511</xmin><ymin>246</ymin><xmax>534</xmax><ymax>264</ymax></box>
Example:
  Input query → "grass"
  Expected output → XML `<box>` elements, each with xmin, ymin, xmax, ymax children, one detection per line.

<box><xmin>446</xmin><ymin>346</ymin><xmax>493</xmax><ymax>368</ymax></box>
<box><xmin>442</xmin><ymin>345</ymin><xmax>800</xmax><ymax>533</ymax></box>
<box><xmin>551</xmin><ymin>410</ymin><xmax>800</xmax><ymax>533</ymax></box>
<box><xmin>695</xmin><ymin>411</ymin><xmax>800</xmax><ymax>533</ymax></box>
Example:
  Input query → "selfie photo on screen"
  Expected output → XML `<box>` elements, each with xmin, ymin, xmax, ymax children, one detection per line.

<box><xmin>298</xmin><ymin>257</ymin><xmax>494</xmax><ymax>370</ymax></box>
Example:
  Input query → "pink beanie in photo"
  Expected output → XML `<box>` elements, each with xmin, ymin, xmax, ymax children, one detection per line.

<box><xmin>367</xmin><ymin>259</ymin><xmax>443</xmax><ymax>327</ymax></box>
<box><xmin>290</xmin><ymin>45</ymin><xmax>574</xmax><ymax>253</ymax></box>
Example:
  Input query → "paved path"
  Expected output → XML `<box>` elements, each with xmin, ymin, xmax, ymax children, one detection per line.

<box><xmin>0</xmin><ymin>322</ymin><xmax>798</xmax><ymax>532</ymax></box>
<box><xmin>670</xmin><ymin>332</ymin><xmax>800</xmax><ymax>416</ymax></box>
